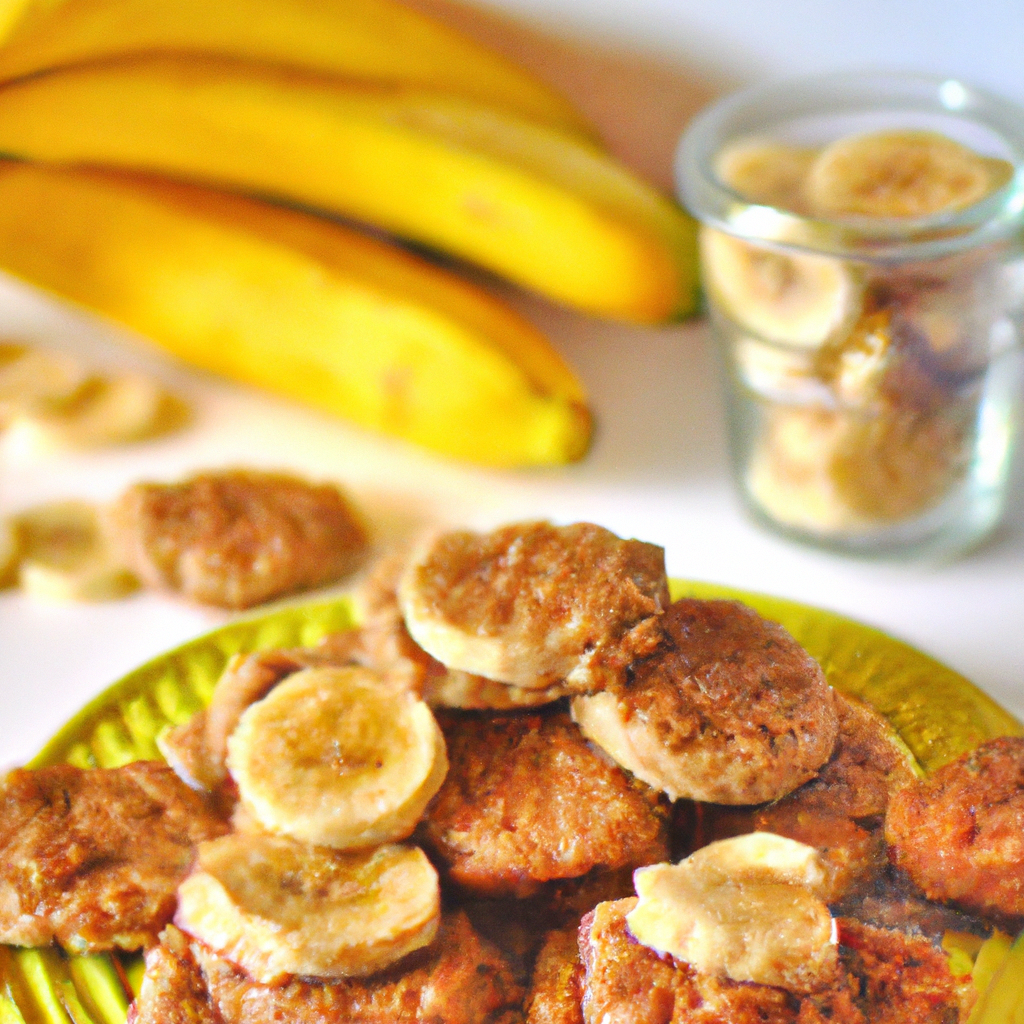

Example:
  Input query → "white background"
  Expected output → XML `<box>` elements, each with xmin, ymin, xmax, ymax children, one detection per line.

<box><xmin>1</xmin><ymin>0</ymin><xmax>1023</xmax><ymax>767</ymax></box>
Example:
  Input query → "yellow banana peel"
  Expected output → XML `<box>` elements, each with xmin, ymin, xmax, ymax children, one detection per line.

<box><xmin>0</xmin><ymin>162</ymin><xmax>592</xmax><ymax>466</ymax></box>
<box><xmin>0</xmin><ymin>0</ymin><xmax>590</xmax><ymax>134</ymax></box>
<box><xmin>0</xmin><ymin>56</ymin><xmax>697</xmax><ymax>323</ymax></box>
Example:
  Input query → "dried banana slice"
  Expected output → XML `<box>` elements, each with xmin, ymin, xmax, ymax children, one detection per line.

<box><xmin>627</xmin><ymin>834</ymin><xmax>836</xmax><ymax>993</ymax></box>
<box><xmin>0</xmin><ymin>343</ymin><xmax>90</xmax><ymax>426</ymax></box>
<box><xmin>0</xmin><ymin>516</ymin><xmax>20</xmax><ymax>587</ymax></box>
<box><xmin>806</xmin><ymin>129</ymin><xmax>1008</xmax><ymax>219</ymax></box>
<box><xmin>3</xmin><ymin>372</ymin><xmax>186</xmax><ymax>455</ymax></box>
<box><xmin>13</xmin><ymin>499</ymin><xmax>139</xmax><ymax>601</ymax></box>
<box><xmin>176</xmin><ymin>832</ymin><xmax>440</xmax><ymax>983</ymax></box>
<box><xmin>700</xmin><ymin>227</ymin><xmax>862</xmax><ymax>348</ymax></box>
<box><xmin>715</xmin><ymin>138</ymin><xmax>819</xmax><ymax>212</ymax></box>
<box><xmin>745</xmin><ymin>408</ymin><xmax>867</xmax><ymax>535</ymax></box>
<box><xmin>227</xmin><ymin>666</ymin><xmax>448</xmax><ymax>849</ymax></box>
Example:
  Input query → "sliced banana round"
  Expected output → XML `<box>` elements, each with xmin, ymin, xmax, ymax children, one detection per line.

<box><xmin>745</xmin><ymin>408</ymin><xmax>867</xmax><ymax>534</ymax></box>
<box><xmin>3</xmin><ymin>372</ymin><xmax>186</xmax><ymax>456</ymax></box>
<box><xmin>715</xmin><ymin>138</ymin><xmax>819</xmax><ymax>212</ymax></box>
<box><xmin>227</xmin><ymin>666</ymin><xmax>448</xmax><ymax>849</ymax></box>
<box><xmin>732</xmin><ymin>337</ymin><xmax>825</xmax><ymax>402</ymax></box>
<box><xmin>0</xmin><ymin>516</ymin><xmax>21</xmax><ymax>587</ymax></box>
<box><xmin>0</xmin><ymin>344</ymin><xmax>91</xmax><ymax>426</ymax></box>
<box><xmin>626</xmin><ymin>834</ymin><xmax>836</xmax><ymax>993</ymax></box>
<box><xmin>806</xmin><ymin>129</ymin><xmax>1006</xmax><ymax>220</ymax></box>
<box><xmin>700</xmin><ymin>227</ymin><xmax>862</xmax><ymax>349</ymax></box>
<box><xmin>176</xmin><ymin>832</ymin><xmax>440</xmax><ymax>983</ymax></box>
<box><xmin>13</xmin><ymin>499</ymin><xmax>139</xmax><ymax>601</ymax></box>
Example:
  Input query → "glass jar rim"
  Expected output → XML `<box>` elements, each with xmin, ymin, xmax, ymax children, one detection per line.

<box><xmin>676</xmin><ymin>70</ymin><xmax>1024</xmax><ymax>262</ymax></box>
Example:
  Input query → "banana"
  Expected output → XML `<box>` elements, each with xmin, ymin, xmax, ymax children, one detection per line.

<box><xmin>626</xmin><ymin>834</ymin><xmax>836</xmax><ymax>993</ymax></box>
<box><xmin>3</xmin><ymin>372</ymin><xmax>187</xmax><ymax>455</ymax></box>
<box><xmin>806</xmin><ymin>129</ymin><xmax>1010</xmax><ymax>220</ymax></box>
<box><xmin>0</xmin><ymin>163</ymin><xmax>591</xmax><ymax>466</ymax></box>
<box><xmin>175</xmin><ymin>832</ymin><xmax>440</xmax><ymax>983</ymax></box>
<box><xmin>699</xmin><ymin>227</ymin><xmax>862</xmax><ymax>348</ymax></box>
<box><xmin>0</xmin><ymin>0</ymin><xmax>589</xmax><ymax>134</ymax></box>
<box><xmin>0</xmin><ymin>342</ymin><xmax>91</xmax><ymax>426</ymax></box>
<box><xmin>12</xmin><ymin>499</ymin><xmax>140</xmax><ymax>601</ymax></box>
<box><xmin>714</xmin><ymin>138</ymin><xmax>819</xmax><ymax>213</ymax></box>
<box><xmin>226</xmin><ymin>666</ymin><xmax>448</xmax><ymax>849</ymax></box>
<box><xmin>0</xmin><ymin>56</ymin><xmax>696</xmax><ymax>323</ymax></box>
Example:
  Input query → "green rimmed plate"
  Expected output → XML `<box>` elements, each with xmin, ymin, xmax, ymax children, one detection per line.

<box><xmin>2</xmin><ymin>582</ymin><xmax>1020</xmax><ymax>1024</ymax></box>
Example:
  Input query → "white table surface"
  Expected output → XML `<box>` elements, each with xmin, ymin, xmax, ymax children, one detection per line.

<box><xmin>1</xmin><ymin>0</ymin><xmax>1023</xmax><ymax>769</ymax></box>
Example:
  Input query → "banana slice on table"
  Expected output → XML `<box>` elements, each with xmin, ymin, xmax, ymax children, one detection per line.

<box><xmin>0</xmin><ymin>343</ymin><xmax>90</xmax><ymax>426</ymax></box>
<box><xmin>714</xmin><ymin>138</ymin><xmax>819</xmax><ymax>213</ymax></box>
<box><xmin>806</xmin><ymin>129</ymin><xmax>1011</xmax><ymax>220</ymax></box>
<box><xmin>175</xmin><ymin>832</ymin><xmax>440</xmax><ymax>984</ymax></box>
<box><xmin>226</xmin><ymin>666</ymin><xmax>448</xmax><ymax>849</ymax></box>
<box><xmin>12</xmin><ymin>499</ymin><xmax>139</xmax><ymax>601</ymax></box>
<box><xmin>0</xmin><ymin>515</ymin><xmax>20</xmax><ymax>586</ymax></box>
<box><xmin>700</xmin><ymin>227</ymin><xmax>862</xmax><ymax>349</ymax></box>
<box><xmin>3</xmin><ymin>372</ymin><xmax>186</xmax><ymax>455</ymax></box>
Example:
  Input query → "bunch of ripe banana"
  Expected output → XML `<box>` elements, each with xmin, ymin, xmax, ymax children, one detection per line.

<box><xmin>0</xmin><ymin>0</ymin><xmax>698</xmax><ymax>466</ymax></box>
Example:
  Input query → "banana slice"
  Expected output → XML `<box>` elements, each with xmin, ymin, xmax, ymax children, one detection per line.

<box><xmin>175</xmin><ymin>832</ymin><xmax>440</xmax><ymax>983</ymax></box>
<box><xmin>0</xmin><ymin>343</ymin><xmax>91</xmax><ymax>426</ymax></box>
<box><xmin>0</xmin><ymin>515</ymin><xmax>20</xmax><ymax>587</ymax></box>
<box><xmin>226</xmin><ymin>666</ymin><xmax>448</xmax><ymax>849</ymax></box>
<box><xmin>715</xmin><ymin>138</ymin><xmax>819</xmax><ymax>212</ymax></box>
<box><xmin>745</xmin><ymin>408</ymin><xmax>867</xmax><ymax>534</ymax></box>
<box><xmin>13</xmin><ymin>499</ymin><xmax>140</xmax><ymax>601</ymax></box>
<box><xmin>3</xmin><ymin>372</ymin><xmax>187</xmax><ymax>455</ymax></box>
<box><xmin>806</xmin><ymin>129</ymin><xmax>1008</xmax><ymax>220</ymax></box>
<box><xmin>733</xmin><ymin>337</ymin><xmax>825</xmax><ymax>402</ymax></box>
<box><xmin>626</xmin><ymin>834</ymin><xmax>837</xmax><ymax>993</ymax></box>
<box><xmin>700</xmin><ymin>227</ymin><xmax>862</xmax><ymax>348</ymax></box>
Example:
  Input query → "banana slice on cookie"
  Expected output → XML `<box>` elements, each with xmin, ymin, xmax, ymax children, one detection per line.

<box><xmin>13</xmin><ymin>499</ymin><xmax>139</xmax><ymax>601</ymax></box>
<box><xmin>700</xmin><ymin>227</ymin><xmax>862</xmax><ymax>349</ymax></box>
<box><xmin>715</xmin><ymin>138</ymin><xmax>819</xmax><ymax>212</ymax></box>
<box><xmin>627</xmin><ymin>833</ymin><xmax>836</xmax><ymax>992</ymax></box>
<box><xmin>176</xmin><ymin>832</ymin><xmax>440</xmax><ymax>983</ymax></box>
<box><xmin>806</xmin><ymin>129</ymin><xmax>1009</xmax><ymax>219</ymax></box>
<box><xmin>227</xmin><ymin>666</ymin><xmax>448</xmax><ymax>849</ymax></box>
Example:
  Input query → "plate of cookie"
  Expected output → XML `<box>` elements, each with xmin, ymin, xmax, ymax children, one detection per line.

<box><xmin>1</xmin><ymin>521</ymin><xmax>1022</xmax><ymax>1024</ymax></box>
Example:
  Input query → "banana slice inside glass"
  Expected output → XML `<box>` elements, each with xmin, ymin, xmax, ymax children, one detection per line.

<box><xmin>176</xmin><ymin>833</ymin><xmax>440</xmax><ymax>983</ymax></box>
<box><xmin>806</xmin><ymin>129</ymin><xmax>1011</xmax><ymax>219</ymax></box>
<box><xmin>700</xmin><ymin>227</ymin><xmax>863</xmax><ymax>349</ymax></box>
<box><xmin>714</xmin><ymin>138</ymin><xmax>819</xmax><ymax>213</ymax></box>
<box><xmin>227</xmin><ymin>666</ymin><xmax>448</xmax><ymax>849</ymax></box>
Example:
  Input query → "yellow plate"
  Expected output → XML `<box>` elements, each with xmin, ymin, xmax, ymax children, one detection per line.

<box><xmin>2</xmin><ymin>583</ymin><xmax>1020</xmax><ymax>1024</ymax></box>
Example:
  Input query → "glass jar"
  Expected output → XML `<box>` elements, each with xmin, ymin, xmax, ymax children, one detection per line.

<box><xmin>677</xmin><ymin>72</ymin><xmax>1024</xmax><ymax>559</ymax></box>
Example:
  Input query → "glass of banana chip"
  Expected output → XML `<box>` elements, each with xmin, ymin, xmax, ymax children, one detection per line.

<box><xmin>677</xmin><ymin>72</ymin><xmax>1024</xmax><ymax>559</ymax></box>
